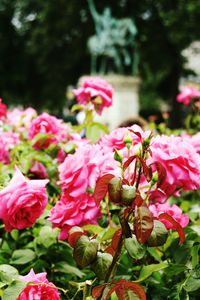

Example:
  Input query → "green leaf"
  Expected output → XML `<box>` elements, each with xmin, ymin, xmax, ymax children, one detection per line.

<box><xmin>147</xmin><ymin>220</ymin><xmax>168</xmax><ymax>247</ymax></box>
<box><xmin>91</xmin><ymin>252</ymin><xmax>113</xmax><ymax>280</ymax></box>
<box><xmin>54</xmin><ymin>262</ymin><xmax>84</xmax><ymax>278</ymax></box>
<box><xmin>136</xmin><ymin>262</ymin><xmax>168</xmax><ymax>282</ymax></box>
<box><xmin>82</xmin><ymin>224</ymin><xmax>104</xmax><ymax>235</ymax></box>
<box><xmin>73</xmin><ymin>236</ymin><xmax>99</xmax><ymax>268</ymax></box>
<box><xmin>147</xmin><ymin>248</ymin><xmax>162</xmax><ymax>262</ymax></box>
<box><xmin>191</xmin><ymin>244</ymin><xmax>200</xmax><ymax>269</ymax></box>
<box><xmin>125</xmin><ymin>236</ymin><xmax>146</xmax><ymax>260</ymax></box>
<box><xmin>0</xmin><ymin>265</ymin><xmax>19</xmax><ymax>284</ymax></box>
<box><xmin>36</xmin><ymin>225</ymin><xmax>59</xmax><ymax>248</ymax></box>
<box><xmin>1</xmin><ymin>279</ymin><xmax>27</xmax><ymax>300</ymax></box>
<box><xmin>184</xmin><ymin>276</ymin><xmax>200</xmax><ymax>292</ymax></box>
<box><xmin>101</xmin><ymin>227</ymin><xmax>119</xmax><ymax>242</ymax></box>
<box><xmin>71</xmin><ymin>104</ymin><xmax>84</xmax><ymax>112</ymax></box>
<box><xmin>11</xmin><ymin>249</ymin><xmax>36</xmax><ymax>265</ymax></box>
<box><xmin>86</xmin><ymin>122</ymin><xmax>108</xmax><ymax>143</ymax></box>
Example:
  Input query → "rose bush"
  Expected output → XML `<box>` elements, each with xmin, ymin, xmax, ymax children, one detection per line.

<box><xmin>0</xmin><ymin>82</ymin><xmax>199</xmax><ymax>300</ymax></box>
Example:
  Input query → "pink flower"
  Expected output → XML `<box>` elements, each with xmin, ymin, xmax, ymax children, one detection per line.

<box><xmin>49</xmin><ymin>193</ymin><xmax>100</xmax><ymax>240</ymax></box>
<box><xmin>150</xmin><ymin>135</ymin><xmax>200</xmax><ymax>201</ymax></box>
<box><xmin>29</xmin><ymin>161</ymin><xmax>48</xmax><ymax>179</ymax></box>
<box><xmin>99</xmin><ymin>124</ymin><xmax>151</xmax><ymax>153</ymax></box>
<box><xmin>0</xmin><ymin>167</ymin><xmax>49</xmax><ymax>231</ymax></box>
<box><xmin>29</xmin><ymin>112</ymin><xmax>68</xmax><ymax>149</ymax></box>
<box><xmin>59</xmin><ymin>144</ymin><xmax>116</xmax><ymax>197</ymax></box>
<box><xmin>0</xmin><ymin>131</ymin><xmax>19</xmax><ymax>164</ymax></box>
<box><xmin>176</xmin><ymin>86</ymin><xmax>200</xmax><ymax>106</ymax></box>
<box><xmin>0</xmin><ymin>98</ymin><xmax>7</xmax><ymax>118</ymax></box>
<box><xmin>6</xmin><ymin>107</ymin><xmax>37</xmax><ymax>131</ymax></box>
<box><xmin>17</xmin><ymin>269</ymin><xmax>60</xmax><ymax>300</ymax></box>
<box><xmin>74</xmin><ymin>77</ymin><xmax>113</xmax><ymax>114</ymax></box>
<box><xmin>149</xmin><ymin>203</ymin><xmax>189</xmax><ymax>229</ymax></box>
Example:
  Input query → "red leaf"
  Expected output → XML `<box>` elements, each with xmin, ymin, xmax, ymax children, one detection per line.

<box><xmin>128</xmin><ymin>129</ymin><xmax>142</xmax><ymax>141</ymax></box>
<box><xmin>138</xmin><ymin>158</ymin><xmax>152</xmax><ymax>182</ymax></box>
<box><xmin>105</xmin><ymin>245</ymin><xmax>115</xmax><ymax>256</ymax></box>
<box><xmin>133</xmin><ymin>193</ymin><xmax>144</xmax><ymax>209</ymax></box>
<box><xmin>158</xmin><ymin>213</ymin><xmax>185</xmax><ymax>244</ymax></box>
<box><xmin>68</xmin><ymin>231</ymin><xmax>84</xmax><ymax>248</ymax></box>
<box><xmin>94</xmin><ymin>174</ymin><xmax>114</xmax><ymax>205</ymax></box>
<box><xmin>92</xmin><ymin>284</ymin><xmax>107</xmax><ymax>299</ymax></box>
<box><xmin>123</xmin><ymin>155</ymin><xmax>136</xmax><ymax>171</ymax></box>
<box><xmin>106</xmin><ymin>279</ymin><xmax>146</xmax><ymax>300</ymax></box>
<box><xmin>154</xmin><ymin>161</ymin><xmax>167</xmax><ymax>187</ymax></box>
<box><xmin>134</xmin><ymin>206</ymin><xmax>154</xmax><ymax>244</ymax></box>
<box><xmin>111</xmin><ymin>229</ymin><xmax>122</xmax><ymax>250</ymax></box>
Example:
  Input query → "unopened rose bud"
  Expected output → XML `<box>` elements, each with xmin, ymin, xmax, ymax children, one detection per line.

<box><xmin>108</xmin><ymin>177</ymin><xmax>122</xmax><ymax>204</ymax></box>
<box><xmin>124</xmin><ymin>134</ymin><xmax>132</xmax><ymax>149</ymax></box>
<box><xmin>121</xmin><ymin>185</ymin><xmax>136</xmax><ymax>206</ymax></box>
<box><xmin>147</xmin><ymin>220</ymin><xmax>168</xmax><ymax>247</ymax></box>
<box><xmin>114</xmin><ymin>149</ymin><xmax>123</xmax><ymax>163</ymax></box>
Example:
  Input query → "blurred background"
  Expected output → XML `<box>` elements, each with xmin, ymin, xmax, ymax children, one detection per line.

<box><xmin>0</xmin><ymin>0</ymin><xmax>200</xmax><ymax>128</ymax></box>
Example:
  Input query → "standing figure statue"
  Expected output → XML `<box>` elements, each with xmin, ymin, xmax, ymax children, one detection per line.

<box><xmin>87</xmin><ymin>0</ymin><xmax>138</xmax><ymax>75</ymax></box>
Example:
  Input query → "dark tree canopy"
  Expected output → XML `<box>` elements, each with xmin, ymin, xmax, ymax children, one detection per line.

<box><xmin>0</xmin><ymin>0</ymin><xmax>200</xmax><ymax>125</ymax></box>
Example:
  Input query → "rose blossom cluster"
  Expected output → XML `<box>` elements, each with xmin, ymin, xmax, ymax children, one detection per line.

<box><xmin>0</xmin><ymin>167</ymin><xmax>49</xmax><ymax>231</ymax></box>
<box><xmin>6</xmin><ymin>107</ymin><xmax>37</xmax><ymax>131</ymax></box>
<box><xmin>176</xmin><ymin>86</ymin><xmax>200</xmax><ymax>106</ymax></box>
<box><xmin>49</xmin><ymin>144</ymin><xmax>118</xmax><ymax>240</ymax></box>
<box><xmin>17</xmin><ymin>269</ymin><xmax>60</xmax><ymax>300</ymax></box>
<box><xmin>0</xmin><ymin>98</ymin><xmax>7</xmax><ymax>118</ymax></box>
<box><xmin>73</xmin><ymin>77</ymin><xmax>113</xmax><ymax>114</ymax></box>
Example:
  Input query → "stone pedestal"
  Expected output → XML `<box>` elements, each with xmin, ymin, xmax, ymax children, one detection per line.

<box><xmin>79</xmin><ymin>75</ymin><xmax>141</xmax><ymax>130</ymax></box>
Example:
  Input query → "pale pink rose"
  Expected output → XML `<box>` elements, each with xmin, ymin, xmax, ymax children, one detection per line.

<box><xmin>17</xmin><ymin>269</ymin><xmax>60</xmax><ymax>300</ymax></box>
<box><xmin>74</xmin><ymin>77</ymin><xmax>113</xmax><ymax>114</ymax></box>
<box><xmin>150</xmin><ymin>135</ymin><xmax>200</xmax><ymax>201</ymax></box>
<box><xmin>29</xmin><ymin>112</ymin><xmax>68</xmax><ymax>149</ymax></box>
<box><xmin>184</xmin><ymin>132</ymin><xmax>200</xmax><ymax>154</ymax></box>
<box><xmin>0</xmin><ymin>131</ymin><xmax>19</xmax><ymax>164</ymax></box>
<box><xmin>59</xmin><ymin>144</ymin><xmax>117</xmax><ymax>198</ymax></box>
<box><xmin>0</xmin><ymin>167</ymin><xmax>49</xmax><ymax>231</ymax></box>
<box><xmin>6</xmin><ymin>107</ymin><xmax>37</xmax><ymax>131</ymax></box>
<box><xmin>149</xmin><ymin>203</ymin><xmax>189</xmax><ymax>229</ymax></box>
<box><xmin>176</xmin><ymin>86</ymin><xmax>200</xmax><ymax>106</ymax></box>
<box><xmin>29</xmin><ymin>161</ymin><xmax>48</xmax><ymax>179</ymax></box>
<box><xmin>49</xmin><ymin>193</ymin><xmax>100</xmax><ymax>240</ymax></box>
<box><xmin>99</xmin><ymin>124</ymin><xmax>151</xmax><ymax>153</ymax></box>
<box><xmin>0</xmin><ymin>98</ymin><xmax>7</xmax><ymax>118</ymax></box>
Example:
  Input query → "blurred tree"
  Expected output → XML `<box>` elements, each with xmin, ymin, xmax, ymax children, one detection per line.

<box><xmin>0</xmin><ymin>0</ymin><xmax>200</xmax><ymax>126</ymax></box>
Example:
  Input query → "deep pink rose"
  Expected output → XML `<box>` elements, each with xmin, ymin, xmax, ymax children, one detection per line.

<box><xmin>29</xmin><ymin>112</ymin><xmax>68</xmax><ymax>149</ymax></box>
<box><xmin>49</xmin><ymin>193</ymin><xmax>100</xmax><ymax>240</ymax></box>
<box><xmin>0</xmin><ymin>131</ymin><xmax>19</xmax><ymax>164</ymax></box>
<box><xmin>74</xmin><ymin>77</ymin><xmax>113</xmax><ymax>114</ymax></box>
<box><xmin>29</xmin><ymin>161</ymin><xmax>48</xmax><ymax>179</ymax></box>
<box><xmin>0</xmin><ymin>167</ymin><xmax>49</xmax><ymax>231</ymax></box>
<box><xmin>150</xmin><ymin>135</ymin><xmax>200</xmax><ymax>201</ymax></box>
<box><xmin>176</xmin><ymin>86</ymin><xmax>200</xmax><ymax>106</ymax></box>
<box><xmin>149</xmin><ymin>203</ymin><xmax>189</xmax><ymax>230</ymax></box>
<box><xmin>183</xmin><ymin>132</ymin><xmax>200</xmax><ymax>154</ymax></box>
<box><xmin>0</xmin><ymin>98</ymin><xmax>7</xmax><ymax>118</ymax></box>
<box><xmin>17</xmin><ymin>269</ymin><xmax>60</xmax><ymax>300</ymax></box>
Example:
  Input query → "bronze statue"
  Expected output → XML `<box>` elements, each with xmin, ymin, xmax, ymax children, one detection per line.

<box><xmin>87</xmin><ymin>0</ymin><xmax>138</xmax><ymax>75</ymax></box>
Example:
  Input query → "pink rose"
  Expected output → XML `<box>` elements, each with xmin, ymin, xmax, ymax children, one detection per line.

<box><xmin>149</xmin><ymin>203</ymin><xmax>189</xmax><ymax>229</ymax></box>
<box><xmin>74</xmin><ymin>77</ymin><xmax>113</xmax><ymax>114</ymax></box>
<box><xmin>0</xmin><ymin>98</ymin><xmax>7</xmax><ymax>118</ymax></box>
<box><xmin>17</xmin><ymin>269</ymin><xmax>60</xmax><ymax>300</ymax></box>
<box><xmin>150</xmin><ymin>135</ymin><xmax>200</xmax><ymax>201</ymax></box>
<box><xmin>29</xmin><ymin>112</ymin><xmax>68</xmax><ymax>149</ymax></box>
<box><xmin>6</xmin><ymin>107</ymin><xmax>37</xmax><ymax>131</ymax></box>
<box><xmin>0</xmin><ymin>131</ymin><xmax>19</xmax><ymax>164</ymax></box>
<box><xmin>0</xmin><ymin>167</ymin><xmax>49</xmax><ymax>231</ymax></box>
<box><xmin>99</xmin><ymin>124</ymin><xmax>151</xmax><ymax>153</ymax></box>
<box><xmin>49</xmin><ymin>193</ymin><xmax>100</xmax><ymax>240</ymax></box>
<box><xmin>176</xmin><ymin>86</ymin><xmax>200</xmax><ymax>106</ymax></box>
<box><xmin>59</xmin><ymin>144</ymin><xmax>117</xmax><ymax>198</ymax></box>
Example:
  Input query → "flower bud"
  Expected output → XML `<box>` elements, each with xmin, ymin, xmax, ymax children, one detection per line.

<box><xmin>121</xmin><ymin>185</ymin><xmax>136</xmax><ymax>206</ymax></box>
<box><xmin>123</xmin><ymin>134</ymin><xmax>132</xmax><ymax>149</ymax></box>
<box><xmin>114</xmin><ymin>149</ymin><xmax>123</xmax><ymax>163</ymax></box>
<box><xmin>108</xmin><ymin>177</ymin><xmax>122</xmax><ymax>204</ymax></box>
<box><xmin>147</xmin><ymin>220</ymin><xmax>168</xmax><ymax>247</ymax></box>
